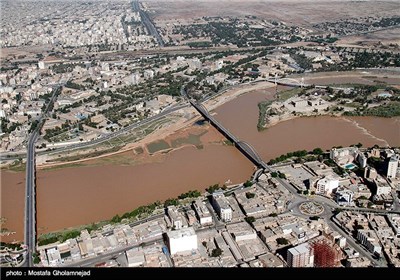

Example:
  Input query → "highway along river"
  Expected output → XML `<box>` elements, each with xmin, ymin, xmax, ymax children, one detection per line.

<box><xmin>2</xmin><ymin>79</ymin><xmax>400</xmax><ymax>243</ymax></box>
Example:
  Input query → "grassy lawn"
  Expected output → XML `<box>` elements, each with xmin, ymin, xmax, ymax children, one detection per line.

<box><xmin>277</xmin><ymin>87</ymin><xmax>303</xmax><ymax>101</ymax></box>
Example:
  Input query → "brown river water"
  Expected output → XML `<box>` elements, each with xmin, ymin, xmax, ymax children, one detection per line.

<box><xmin>2</xmin><ymin>81</ymin><xmax>400</xmax><ymax>243</ymax></box>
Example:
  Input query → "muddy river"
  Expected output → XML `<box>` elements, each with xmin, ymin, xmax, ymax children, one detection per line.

<box><xmin>2</xmin><ymin>75</ymin><xmax>399</xmax><ymax>243</ymax></box>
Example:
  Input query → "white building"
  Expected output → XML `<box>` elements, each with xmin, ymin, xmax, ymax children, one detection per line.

<box><xmin>336</xmin><ymin>236</ymin><xmax>347</xmax><ymax>249</ymax></box>
<box><xmin>330</xmin><ymin>147</ymin><xmax>358</xmax><ymax>166</ymax></box>
<box><xmin>330</xmin><ymin>147</ymin><xmax>358</xmax><ymax>159</ymax></box>
<box><xmin>232</xmin><ymin>230</ymin><xmax>257</xmax><ymax>242</ymax></box>
<box><xmin>215</xmin><ymin>60</ymin><xmax>224</xmax><ymax>70</ymax></box>
<box><xmin>38</xmin><ymin>61</ymin><xmax>46</xmax><ymax>70</ymax></box>
<box><xmin>188</xmin><ymin>58</ymin><xmax>202</xmax><ymax>69</ymax></box>
<box><xmin>101</xmin><ymin>62</ymin><xmax>110</xmax><ymax>71</ymax></box>
<box><xmin>357</xmin><ymin>153</ymin><xmax>367</xmax><ymax>168</ymax></box>
<box><xmin>193</xmin><ymin>200</ymin><xmax>213</xmax><ymax>226</ymax></box>
<box><xmin>176</xmin><ymin>56</ymin><xmax>186</xmax><ymax>64</ymax></box>
<box><xmin>144</xmin><ymin>69</ymin><xmax>154</xmax><ymax>79</ymax></box>
<box><xmin>364</xmin><ymin>166</ymin><xmax>378</xmax><ymax>180</ymax></box>
<box><xmin>131</xmin><ymin>72</ymin><xmax>141</xmax><ymax>85</ymax></box>
<box><xmin>374</xmin><ymin>178</ymin><xmax>392</xmax><ymax>196</ymax></box>
<box><xmin>167</xmin><ymin>205</ymin><xmax>183</xmax><ymax>230</ymax></box>
<box><xmin>46</xmin><ymin>247</ymin><xmax>62</xmax><ymax>266</ymax></box>
<box><xmin>166</xmin><ymin>227</ymin><xmax>198</xmax><ymax>255</ymax></box>
<box><xmin>387</xmin><ymin>155</ymin><xmax>399</xmax><ymax>179</ymax></box>
<box><xmin>316</xmin><ymin>176</ymin><xmax>339</xmax><ymax>195</ymax></box>
<box><xmin>287</xmin><ymin>243</ymin><xmax>314</xmax><ymax>267</ymax></box>
<box><xmin>57</xmin><ymin>98</ymin><xmax>73</xmax><ymax>107</ymax></box>
<box><xmin>291</xmin><ymin>98</ymin><xmax>308</xmax><ymax>108</ymax></box>
<box><xmin>357</xmin><ymin>230</ymin><xmax>382</xmax><ymax>255</ymax></box>
<box><xmin>335</xmin><ymin>187</ymin><xmax>354</xmax><ymax>206</ymax></box>
<box><xmin>126</xmin><ymin>248</ymin><xmax>145</xmax><ymax>267</ymax></box>
<box><xmin>211</xmin><ymin>191</ymin><xmax>232</xmax><ymax>222</ymax></box>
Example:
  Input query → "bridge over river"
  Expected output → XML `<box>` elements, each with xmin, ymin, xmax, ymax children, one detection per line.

<box><xmin>189</xmin><ymin>99</ymin><xmax>271</xmax><ymax>172</ymax></box>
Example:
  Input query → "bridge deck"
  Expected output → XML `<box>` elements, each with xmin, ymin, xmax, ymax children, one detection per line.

<box><xmin>189</xmin><ymin>100</ymin><xmax>268</xmax><ymax>169</ymax></box>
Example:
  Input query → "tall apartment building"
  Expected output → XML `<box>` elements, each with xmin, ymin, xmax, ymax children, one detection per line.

<box><xmin>287</xmin><ymin>243</ymin><xmax>314</xmax><ymax>267</ymax></box>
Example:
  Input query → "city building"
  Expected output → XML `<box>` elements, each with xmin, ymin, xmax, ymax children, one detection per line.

<box><xmin>193</xmin><ymin>200</ymin><xmax>213</xmax><ymax>226</ymax></box>
<box><xmin>357</xmin><ymin>230</ymin><xmax>382</xmax><ymax>255</ymax></box>
<box><xmin>130</xmin><ymin>72</ymin><xmax>140</xmax><ymax>85</ymax></box>
<box><xmin>368</xmin><ymin>148</ymin><xmax>380</xmax><ymax>158</ymax></box>
<box><xmin>257</xmin><ymin>253</ymin><xmax>285</xmax><ymax>267</ymax></box>
<box><xmin>287</xmin><ymin>242</ymin><xmax>314</xmax><ymax>267</ymax></box>
<box><xmin>215</xmin><ymin>60</ymin><xmax>224</xmax><ymax>70</ymax></box>
<box><xmin>373</xmin><ymin>178</ymin><xmax>392</xmax><ymax>196</ymax></box>
<box><xmin>38</xmin><ymin>61</ymin><xmax>46</xmax><ymax>70</ymax></box>
<box><xmin>166</xmin><ymin>227</ymin><xmax>198</xmax><ymax>255</ymax></box>
<box><xmin>387</xmin><ymin>155</ymin><xmax>399</xmax><ymax>179</ymax></box>
<box><xmin>310</xmin><ymin>237</ymin><xmax>341</xmax><ymax>267</ymax></box>
<box><xmin>211</xmin><ymin>191</ymin><xmax>232</xmax><ymax>222</ymax></box>
<box><xmin>330</xmin><ymin>147</ymin><xmax>358</xmax><ymax>167</ymax></box>
<box><xmin>316</xmin><ymin>176</ymin><xmax>339</xmax><ymax>195</ymax></box>
<box><xmin>185</xmin><ymin>210</ymin><xmax>197</xmax><ymax>226</ymax></box>
<box><xmin>126</xmin><ymin>248</ymin><xmax>145</xmax><ymax>267</ymax></box>
<box><xmin>46</xmin><ymin>247</ymin><xmax>62</xmax><ymax>266</ymax></box>
<box><xmin>291</xmin><ymin>98</ymin><xmax>308</xmax><ymax>108</ymax></box>
<box><xmin>167</xmin><ymin>206</ymin><xmax>183</xmax><ymax>230</ymax></box>
<box><xmin>364</xmin><ymin>166</ymin><xmax>378</xmax><ymax>180</ymax></box>
<box><xmin>346</xmin><ymin>257</ymin><xmax>371</xmax><ymax>267</ymax></box>
<box><xmin>335</xmin><ymin>187</ymin><xmax>354</xmax><ymax>206</ymax></box>
<box><xmin>144</xmin><ymin>69</ymin><xmax>154</xmax><ymax>79</ymax></box>
<box><xmin>188</xmin><ymin>58</ymin><xmax>202</xmax><ymax>69</ymax></box>
<box><xmin>357</xmin><ymin>153</ymin><xmax>367</xmax><ymax>168</ymax></box>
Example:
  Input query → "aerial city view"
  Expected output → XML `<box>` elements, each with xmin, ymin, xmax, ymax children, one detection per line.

<box><xmin>1</xmin><ymin>0</ymin><xmax>400</xmax><ymax>270</ymax></box>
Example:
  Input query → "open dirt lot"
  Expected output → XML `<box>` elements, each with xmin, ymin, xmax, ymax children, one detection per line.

<box><xmin>145</xmin><ymin>0</ymin><xmax>400</xmax><ymax>27</ymax></box>
<box><xmin>336</xmin><ymin>27</ymin><xmax>400</xmax><ymax>48</ymax></box>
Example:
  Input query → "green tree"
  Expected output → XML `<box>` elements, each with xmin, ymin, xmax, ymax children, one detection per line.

<box><xmin>312</xmin><ymin>148</ymin><xmax>323</xmax><ymax>155</ymax></box>
<box><xmin>33</xmin><ymin>252</ymin><xmax>40</xmax><ymax>264</ymax></box>
<box><xmin>243</xmin><ymin>180</ymin><xmax>253</xmax><ymax>188</ymax></box>
<box><xmin>245</xmin><ymin>192</ymin><xmax>255</xmax><ymax>199</ymax></box>
<box><xmin>245</xmin><ymin>216</ymin><xmax>256</xmax><ymax>224</ymax></box>
<box><xmin>276</xmin><ymin>237</ymin><xmax>289</xmax><ymax>245</ymax></box>
<box><xmin>164</xmin><ymin>198</ymin><xmax>179</xmax><ymax>207</ymax></box>
<box><xmin>111</xmin><ymin>214</ymin><xmax>122</xmax><ymax>224</ymax></box>
<box><xmin>206</xmin><ymin>184</ymin><xmax>220</xmax><ymax>194</ymax></box>
<box><xmin>211</xmin><ymin>248</ymin><xmax>222</xmax><ymax>257</ymax></box>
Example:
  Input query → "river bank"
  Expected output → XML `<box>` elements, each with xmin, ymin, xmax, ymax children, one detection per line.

<box><xmin>2</xmin><ymin>71</ymin><xmax>399</xmax><ymax>243</ymax></box>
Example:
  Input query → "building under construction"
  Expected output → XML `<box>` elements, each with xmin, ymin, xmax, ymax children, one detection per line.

<box><xmin>310</xmin><ymin>238</ymin><xmax>340</xmax><ymax>267</ymax></box>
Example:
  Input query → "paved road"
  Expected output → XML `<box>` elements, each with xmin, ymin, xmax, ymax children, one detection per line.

<box><xmin>22</xmin><ymin>87</ymin><xmax>60</xmax><ymax>267</ymax></box>
<box><xmin>0</xmin><ymin>103</ymin><xmax>189</xmax><ymax>161</ymax></box>
<box><xmin>133</xmin><ymin>0</ymin><xmax>164</xmax><ymax>47</ymax></box>
<box><xmin>23</xmin><ymin>131</ymin><xmax>38</xmax><ymax>267</ymax></box>
<box><xmin>60</xmin><ymin>237</ymin><xmax>163</xmax><ymax>267</ymax></box>
<box><xmin>327</xmin><ymin>218</ymin><xmax>387</xmax><ymax>267</ymax></box>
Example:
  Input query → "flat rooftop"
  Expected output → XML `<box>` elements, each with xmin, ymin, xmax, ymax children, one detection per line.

<box><xmin>167</xmin><ymin>227</ymin><xmax>196</xmax><ymax>239</ymax></box>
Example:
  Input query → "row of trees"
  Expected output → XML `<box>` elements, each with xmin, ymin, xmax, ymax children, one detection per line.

<box><xmin>268</xmin><ymin>149</ymin><xmax>325</xmax><ymax>165</ymax></box>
